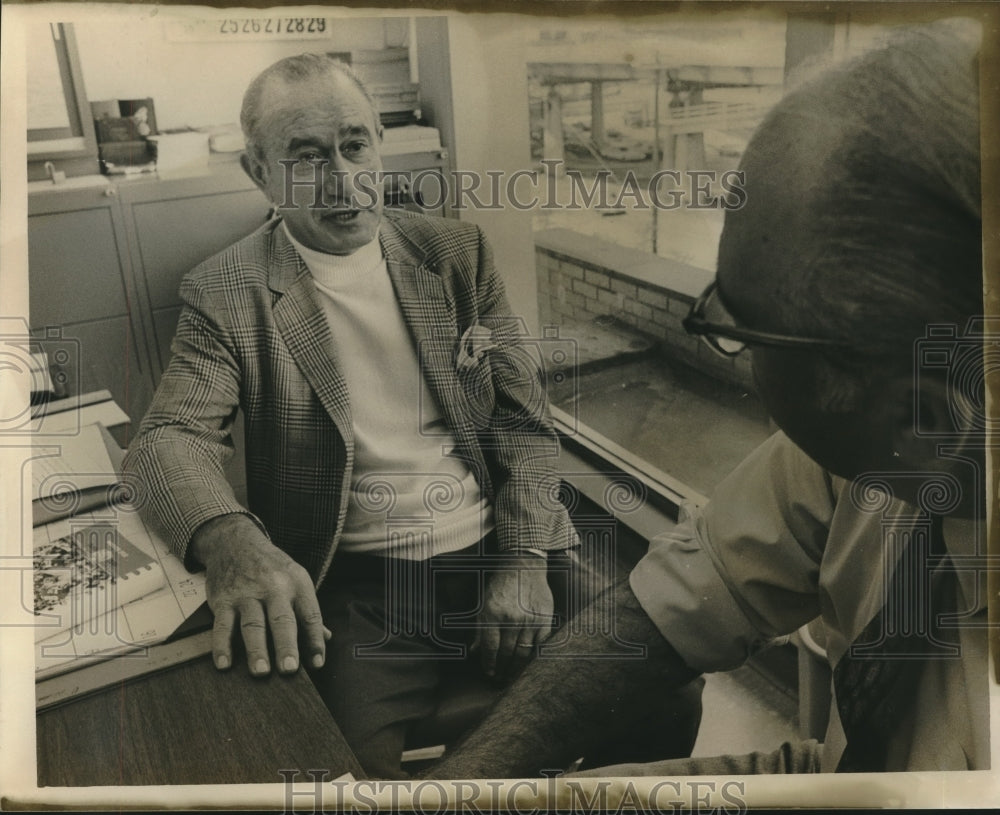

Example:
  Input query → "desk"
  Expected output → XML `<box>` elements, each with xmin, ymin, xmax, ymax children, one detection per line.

<box><xmin>34</xmin><ymin>420</ymin><xmax>363</xmax><ymax>785</ymax></box>
<box><xmin>36</xmin><ymin>649</ymin><xmax>363</xmax><ymax>786</ymax></box>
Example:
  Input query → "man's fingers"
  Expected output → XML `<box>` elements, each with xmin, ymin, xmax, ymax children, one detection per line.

<box><xmin>495</xmin><ymin>626</ymin><xmax>520</xmax><ymax>677</ymax></box>
<box><xmin>238</xmin><ymin>601</ymin><xmax>271</xmax><ymax>676</ymax></box>
<box><xmin>293</xmin><ymin>591</ymin><xmax>328</xmax><ymax>670</ymax></box>
<box><xmin>510</xmin><ymin>633</ymin><xmax>538</xmax><ymax>676</ymax></box>
<box><xmin>479</xmin><ymin>626</ymin><xmax>501</xmax><ymax>677</ymax></box>
<box><xmin>267</xmin><ymin>597</ymin><xmax>300</xmax><ymax>673</ymax></box>
<box><xmin>211</xmin><ymin>604</ymin><xmax>236</xmax><ymax>671</ymax></box>
<box><xmin>535</xmin><ymin>616</ymin><xmax>554</xmax><ymax>644</ymax></box>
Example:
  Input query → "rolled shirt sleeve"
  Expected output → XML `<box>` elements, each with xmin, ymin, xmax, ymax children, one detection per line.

<box><xmin>630</xmin><ymin>432</ymin><xmax>835</xmax><ymax>673</ymax></box>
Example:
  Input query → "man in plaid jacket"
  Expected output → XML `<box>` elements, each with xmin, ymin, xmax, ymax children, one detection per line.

<box><xmin>124</xmin><ymin>53</ymin><xmax>578</xmax><ymax>776</ymax></box>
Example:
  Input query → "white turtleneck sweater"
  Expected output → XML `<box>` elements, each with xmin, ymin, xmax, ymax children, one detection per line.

<box><xmin>284</xmin><ymin>224</ymin><xmax>494</xmax><ymax>560</ymax></box>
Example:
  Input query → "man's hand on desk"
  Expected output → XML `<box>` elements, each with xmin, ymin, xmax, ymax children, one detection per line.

<box><xmin>190</xmin><ymin>514</ymin><xmax>329</xmax><ymax>677</ymax></box>
<box><xmin>475</xmin><ymin>552</ymin><xmax>554</xmax><ymax>680</ymax></box>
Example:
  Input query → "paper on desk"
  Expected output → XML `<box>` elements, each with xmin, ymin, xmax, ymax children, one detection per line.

<box><xmin>34</xmin><ymin>507</ymin><xmax>207</xmax><ymax>680</ymax></box>
<box><xmin>33</xmin><ymin>522</ymin><xmax>167</xmax><ymax>642</ymax></box>
<box><xmin>31</xmin><ymin>422</ymin><xmax>118</xmax><ymax>501</ymax></box>
<box><xmin>31</xmin><ymin>399</ymin><xmax>130</xmax><ymax>435</ymax></box>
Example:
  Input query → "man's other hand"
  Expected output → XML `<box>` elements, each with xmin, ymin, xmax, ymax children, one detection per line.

<box><xmin>190</xmin><ymin>514</ymin><xmax>329</xmax><ymax>676</ymax></box>
<box><xmin>475</xmin><ymin>553</ymin><xmax>554</xmax><ymax>679</ymax></box>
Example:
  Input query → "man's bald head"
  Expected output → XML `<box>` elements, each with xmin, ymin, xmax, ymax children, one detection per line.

<box><xmin>707</xmin><ymin>20</ymin><xmax>983</xmax><ymax>499</ymax></box>
<box><xmin>717</xmin><ymin>19</ymin><xmax>981</xmax><ymax>412</ymax></box>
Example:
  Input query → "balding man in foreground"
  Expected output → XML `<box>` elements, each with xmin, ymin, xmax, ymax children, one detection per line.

<box><xmin>430</xmin><ymin>20</ymin><xmax>988</xmax><ymax>777</ymax></box>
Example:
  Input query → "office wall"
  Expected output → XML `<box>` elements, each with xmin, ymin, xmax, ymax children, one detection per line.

<box><xmin>43</xmin><ymin>7</ymin><xmax>542</xmax><ymax>329</ymax></box>
<box><xmin>71</xmin><ymin>14</ymin><xmax>392</xmax><ymax>131</ymax></box>
<box><xmin>437</xmin><ymin>14</ymin><xmax>539</xmax><ymax>330</ymax></box>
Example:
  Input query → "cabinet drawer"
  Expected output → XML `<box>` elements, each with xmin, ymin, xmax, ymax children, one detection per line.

<box><xmin>38</xmin><ymin>317</ymin><xmax>155</xmax><ymax>430</ymax></box>
<box><xmin>29</xmin><ymin>208</ymin><xmax>130</xmax><ymax>326</ymax></box>
<box><xmin>129</xmin><ymin>189</ymin><xmax>269</xmax><ymax>310</ymax></box>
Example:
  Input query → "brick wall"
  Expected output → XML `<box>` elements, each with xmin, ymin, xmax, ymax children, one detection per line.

<box><xmin>535</xmin><ymin>228</ymin><xmax>754</xmax><ymax>390</ymax></box>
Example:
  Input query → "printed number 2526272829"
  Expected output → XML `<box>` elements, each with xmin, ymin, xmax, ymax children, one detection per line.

<box><xmin>218</xmin><ymin>18</ymin><xmax>327</xmax><ymax>35</ymax></box>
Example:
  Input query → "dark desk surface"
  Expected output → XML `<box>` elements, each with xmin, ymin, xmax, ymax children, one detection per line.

<box><xmin>35</xmin><ymin>425</ymin><xmax>362</xmax><ymax>786</ymax></box>
<box><xmin>37</xmin><ymin>652</ymin><xmax>363</xmax><ymax>786</ymax></box>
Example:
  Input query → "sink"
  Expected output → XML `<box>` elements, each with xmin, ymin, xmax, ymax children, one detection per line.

<box><xmin>28</xmin><ymin>175</ymin><xmax>111</xmax><ymax>193</ymax></box>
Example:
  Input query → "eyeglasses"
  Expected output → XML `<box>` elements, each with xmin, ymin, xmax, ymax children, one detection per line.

<box><xmin>683</xmin><ymin>280</ymin><xmax>851</xmax><ymax>358</ymax></box>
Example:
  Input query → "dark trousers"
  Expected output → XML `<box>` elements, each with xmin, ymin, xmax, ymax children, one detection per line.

<box><xmin>314</xmin><ymin>543</ymin><xmax>491</xmax><ymax>778</ymax></box>
<box><xmin>313</xmin><ymin>541</ymin><xmax>703</xmax><ymax>778</ymax></box>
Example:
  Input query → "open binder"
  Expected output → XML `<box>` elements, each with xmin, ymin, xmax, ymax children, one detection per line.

<box><xmin>33</xmin><ymin>524</ymin><xmax>166</xmax><ymax>643</ymax></box>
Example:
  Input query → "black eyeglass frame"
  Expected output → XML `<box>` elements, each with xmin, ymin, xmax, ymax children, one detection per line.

<box><xmin>683</xmin><ymin>280</ymin><xmax>853</xmax><ymax>358</ymax></box>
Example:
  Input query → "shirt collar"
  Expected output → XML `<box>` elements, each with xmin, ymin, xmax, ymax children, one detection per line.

<box><xmin>282</xmin><ymin>221</ymin><xmax>383</xmax><ymax>277</ymax></box>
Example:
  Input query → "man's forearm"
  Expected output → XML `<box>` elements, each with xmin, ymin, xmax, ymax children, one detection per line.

<box><xmin>428</xmin><ymin>578</ymin><xmax>698</xmax><ymax>779</ymax></box>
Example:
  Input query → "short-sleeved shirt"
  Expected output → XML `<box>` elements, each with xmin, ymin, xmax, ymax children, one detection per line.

<box><xmin>630</xmin><ymin>431</ymin><xmax>989</xmax><ymax>771</ymax></box>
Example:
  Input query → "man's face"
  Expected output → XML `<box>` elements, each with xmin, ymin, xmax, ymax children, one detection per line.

<box><xmin>248</xmin><ymin>70</ymin><xmax>383</xmax><ymax>255</ymax></box>
<box><xmin>719</xmin><ymin>268</ymin><xmax>984</xmax><ymax>518</ymax></box>
<box><xmin>714</xmin><ymin>262</ymin><xmax>884</xmax><ymax>481</ymax></box>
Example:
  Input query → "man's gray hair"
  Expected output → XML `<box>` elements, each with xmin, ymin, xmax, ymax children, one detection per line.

<box><xmin>240</xmin><ymin>53</ymin><xmax>381</xmax><ymax>159</ymax></box>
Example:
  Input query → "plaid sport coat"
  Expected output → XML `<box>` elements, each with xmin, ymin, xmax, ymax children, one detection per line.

<box><xmin>124</xmin><ymin>210</ymin><xmax>577</xmax><ymax>586</ymax></box>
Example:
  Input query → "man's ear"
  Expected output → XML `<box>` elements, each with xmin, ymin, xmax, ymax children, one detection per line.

<box><xmin>240</xmin><ymin>150</ymin><xmax>269</xmax><ymax>191</ymax></box>
<box><xmin>887</xmin><ymin>372</ymin><xmax>954</xmax><ymax>469</ymax></box>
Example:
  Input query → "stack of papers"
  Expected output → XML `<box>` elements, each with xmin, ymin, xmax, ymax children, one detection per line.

<box><xmin>29</xmin><ymin>351</ymin><xmax>54</xmax><ymax>400</ymax></box>
<box><xmin>29</xmin><ymin>389</ymin><xmax>130</xmax><ymax>435</ymax></box>
<box><xmin>382</xmin><ymin>125</ymin><xmax>442</xmax><ymax>156</ymax></box>
<box><xmin>32</xmin><ymin>422</ymin><xmax>120</xmax><ymax>525</ymax></box>
<box><xmin>28</xmin><ymin>406</ymin><xmax>208</xmax><ymax>682</ymax></box>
